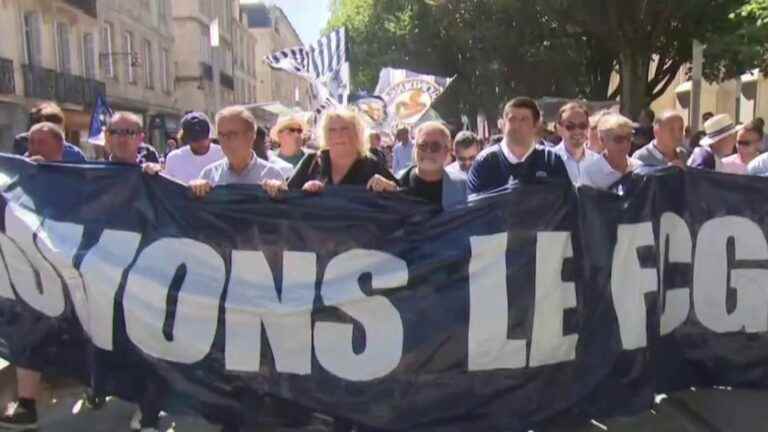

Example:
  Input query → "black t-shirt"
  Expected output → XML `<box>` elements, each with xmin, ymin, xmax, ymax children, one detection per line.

<box><xmin>399</xmin><ymin>167</ymin><xmax>442</xmax><ymax>207</ymax></box>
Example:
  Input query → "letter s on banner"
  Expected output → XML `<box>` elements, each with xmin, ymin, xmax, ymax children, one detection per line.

<box><xmin>2</xmin><ymin>202</ymin><xmax>65</xmax><ymax>317</ymax></box>
<box><xmin>315</xmin><ymin>249</ymin><xmax>407</xmax><ymax>381</ymax></box>
<box><xmin>123</xmin><ymin>238</ymin><xmax>226</xmax><ymax>364</ymax></box>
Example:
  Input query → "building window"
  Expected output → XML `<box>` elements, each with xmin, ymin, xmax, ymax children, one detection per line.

<box><xmin>160</xmin><ymin>48</ymin><xmax>170</xmax><ymax>92</ymax></box>
<box><xmin>201</xmin><ymin>30</ymin><xmax>211</xmax><ymax>64</ymax></box>
<box><xmin>143</xmin><ymin>39</ymin><xmax>154</xmax><ymax>89</ymax></box>
<box><xmin>82</xmin><ymin>33</ymin><xmax>96</xmax><ymax>79</ymax></box>
<box><xmin>23</xmin><ymin>12</ymin><xmax>42</xmax><ymax>66</ymax></box>
<box><xmin>158</xmin><ymin>0</ymin><xmax>167</xmax><ymax>22</ymax></box>
<box><xmin>123</xmin><ymin>31</ymin><xmax>135</xmax><ymax>83</ymax></box>
<box><xmin>55</xmin><ymin>21</ymin><xmax>72</xmax><ymax>73</ymax></box>
<box><xmin>101</xmin><ymin>22</ymin><xmax>115</xmax><ymax>78</ymax></box>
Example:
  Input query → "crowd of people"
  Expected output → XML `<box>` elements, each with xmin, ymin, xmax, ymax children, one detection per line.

<box><xmin>0</xmin><ymin>95</ymin><xmax>766</xmax><ymax>432</ymax></box>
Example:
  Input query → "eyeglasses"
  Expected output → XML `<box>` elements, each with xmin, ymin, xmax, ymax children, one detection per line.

<box><xmin>416</xmin><ymin>140</ymin><xmax>445</xmax><ymax>153</ymax></box>
<box><xmin>107</xmin><ymin>128</ymin><xmax>139</xmax><ymax>137</ymax></box>
<box><xmin>608</xmin><ymin>134</ymin><xmax>633</xmax><ymax>145</ymax></box>
<box><xmin>737</xmin><ymin>140</ymin><xmax>757</xmax><ymax>146</ymax></box>
<box><xmin>282</xmin><ymin>127</ymin><xmax>303</xmax><ymax>134</ymax></box>
<box><xmin>562</xmin><ymin>122</ymin><xmax>589</xmax><ymax>131</ymax></box>
<box><xmin>219</xmin><ymin>130</ymin><xmax>252</xmax><ymax>141</ymax></box>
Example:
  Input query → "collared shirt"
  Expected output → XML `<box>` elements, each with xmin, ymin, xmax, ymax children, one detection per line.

<box><xmin>200</xmin><ymin>151</ymin><xmax>283</xmax><ymax>186</ymax></box>
<box><xmin>580</xmin><ymin>155</ymin><xmax>640</xmax><ymax>191</ymax></box>
<box><xmin>392</xmin><ymin>140</ymin><xmax>414</xmax><ymax>175</ymax></box>
<box><xmin>553</xmin><ymin>142</ymin><xmax>599</xmax><ymax>184</ymax></box>
<box><xmin>748</xmin><ymin>153</ymin><xmax>768</xmax><ymax>176</ymax></box>
<box><xmin>63</xmin><ymin>142</ymin><xmax>86</xmax><ymax>162</ymax></box>
<box><xmin>722</xmin><ymin>154</ymin><xmax>749</xmax><ymax>175</ymax></box>
<box><xmin>500</xmin><ymin>138</ymin><xmax>535</xmax><ymax>164</ymax></box>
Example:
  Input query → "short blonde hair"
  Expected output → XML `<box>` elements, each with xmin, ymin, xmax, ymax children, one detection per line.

<box><xmin>597</xmin><ymin>113</ymin><xmax>635</xmax><ymax>137</ymax></box>
<box><xmin>215</xmin><ymin>105</ymin><xmax>256</xmax><ymax>132</ymax></box>
<box><xmin>109</xmin><ymin>111</ymin><xmax>143</xmax><ymax>129</ymax></box>
<box><xmin>414</xmin><ymin>121</ymin><xmax>451</xmax><ymax>148</ymax></box>
<box><xmin>317</xmin><ymin>108</ymin><xmax>369</xmax><ymax>157</ymax></box>
<box><xmin>270</xmin><ymin>114</ymin><xmax>305</xmax><ymax>142</ymax></box>
<box><xmin>29</xmin><ymin>122</ymin><xmax>64</xmax><ymax>143</ymax></box>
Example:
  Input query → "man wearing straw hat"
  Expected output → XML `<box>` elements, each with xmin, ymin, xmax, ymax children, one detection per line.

<box><xmin>687</xmin><ymin>114</ymin><xmax>740</xmax><ymax>171</ymax></box>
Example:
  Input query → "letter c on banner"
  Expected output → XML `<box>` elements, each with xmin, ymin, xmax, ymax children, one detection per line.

<box><xmin>123</xmin><ymin>238</ymin><xmax>226</xmax><ymax>364</ymax></box>
<box><xmin>315</xmin><ymin>249</ymin><xmax>407</xmax><ymax>381</ymax></box>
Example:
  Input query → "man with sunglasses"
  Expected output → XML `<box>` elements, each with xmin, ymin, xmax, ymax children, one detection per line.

<box><xmin>724</xmin><ymin>119</ymin><xmax>762</xmax><ymax>175</ymax></box>
<box><xmin>634</xmin><ymin>110</ymin><xmax>687</xmax><ymax>168</ymax></box>
<box><xmin>553</xmin><ymin>101</ymin><xmax>599</xmax><ymax>184</ymax></box>
<box><xmin>467</xmin><ymin>97</ymin><xmax>568</xmax><ymax>194</ymax></box>
<box><xmin>580</xmin><ymin>114</ymin><xmax>641</xmax><ymax>190</ymax></box>
<box><xmin>270</xmin><ymin>115</ymin><xmax>306</xmax><ymax>167</ymax></box>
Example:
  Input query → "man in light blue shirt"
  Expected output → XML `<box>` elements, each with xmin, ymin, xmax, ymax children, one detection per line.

<box><xmin>553</xmin><ymin>101</ymin><xmax>598</xmax><ymax>184</ymax></box>
<box><xmin>391</xmin><ymin>126</ymin><xmax>414</xmax><ymax>175</ymax></box>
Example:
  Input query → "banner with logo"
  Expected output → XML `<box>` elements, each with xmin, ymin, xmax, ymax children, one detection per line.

<box><xmin>0</xmin><ymin>157</ymin><xmax>766</xmax><ymax>431</ymax></box>
<box><xmin>373</xmin><ymin>68</ymin><xmax>455</xmax><ymax>128</ymax></box>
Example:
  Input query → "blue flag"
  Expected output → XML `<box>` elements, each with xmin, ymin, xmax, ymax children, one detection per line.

<box><xmin>88</xmin><ymin>94</ymin><xmax>113</xmax><ymax>146</ymax></box>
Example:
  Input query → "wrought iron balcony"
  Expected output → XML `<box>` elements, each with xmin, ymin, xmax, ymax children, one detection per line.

<box><xmin>55</xmin><ymin>72</ymin><xmax>85</xmax><ymax>105</ymax></box>
<box><xmin>220</xmin><ymin>72</ymin><xmax>234</xmax><ymax>90</ymax></box>
<box><xmin>22</xmin><ymin>65</ymin><xmax>56</xmax><ymax>100</ymax></box>
<box><xmin>63</xmin><ymin>0</ymin><xmax>97</xmax><ymax>18</ymax></box>
<box><xmin>200</xmin><ymin>62</ymin><xmax>213</xmax><ymax>81</ymax></box>
<box><xmin>0</xmin><ymin>57</ymin><xmax>14</xmax><ymax>95</ymax></box>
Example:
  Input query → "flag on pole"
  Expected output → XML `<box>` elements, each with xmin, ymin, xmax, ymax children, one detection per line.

<box><xmin>210</xmin><ymin>18</ymin><xmax>220</xmax><ymax>47</ymax></box>
<box><xmin>373</xmin><ymin>68</ymin><xmax>455</xmax><ymax>127</ymax></box>
<box><xmin>88</xmin><ymin>94</ymin><xmax>113</xmax><ymax>146</ymax></box>
<box><xmin>264</xmin><ymin>28</ymin><xmax>349</xmax><ymax>114</ymax></box>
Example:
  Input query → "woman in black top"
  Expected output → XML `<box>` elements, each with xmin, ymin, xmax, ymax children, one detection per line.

<box><xmin>263</xmin><ymin>108</ymin><xmax>397</xmax><ymax>196</ymax></box>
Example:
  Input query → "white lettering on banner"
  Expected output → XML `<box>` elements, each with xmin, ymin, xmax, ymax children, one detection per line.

<box><xmin>123</xmin><ymin>238</ymin><xmax>226</xmax><ymax>363</ymax></box>
<box><xmin>35</xmin><ymin>220</ymin><xmax>88</xmax><ymax>332</ymax></box>
<box><xmin>225</xmin><ymin>251</ymin><xmax>314</xmax><ymax>374</ymax></box>
<box><xmin>529</xmin><ymin>232</ymin><xmax>578</xmax><ymax>367</ymax></box>
<box><xmin>4</xmin><ymin>203</ymin><xmax>65</xmax><ymax>317</ymax></box>
<box><xmin>79</xmin><ymin>229</ymin><xmax>141</xmax><ymax>350</ymax></box>
<box><xmin>694</xmin><ymin>216</ymin><xmax>768</xmax><ymax>333</ymax></box>
<box><xmin>467</xmin><ymin>232</ymin><xmax>527</xmax><ymax>371</ymax></box>
<box><xmin>315</xmin><ymin>249</ymin><xmax>407</xmax><ymax>381</ymax></box>
<box><xmin>611</xmin><ymin>223</ymin><xmax>657</xmax><ymax>350</ymax></box>
<box><xmin>659</xmin><ymin>213</ymin><xmax>692</xmax><ymax>336</ymax></box>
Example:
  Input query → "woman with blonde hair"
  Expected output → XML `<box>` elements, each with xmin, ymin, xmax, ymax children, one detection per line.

<box><xmin>263</xmin><ymin>108</ymin><xmax>397</xmax><ymax>196</ymax></box>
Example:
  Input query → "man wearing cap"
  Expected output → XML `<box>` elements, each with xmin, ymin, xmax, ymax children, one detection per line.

<box><xmin>160</xmin><ymin>112</ymin><xmax>224</xmax><ymax>183</ymax></box>
<box><xmin>270</xmin><ymin>115</ymin><xmax>306</xmax><ymax>167</ymax></box>
<box><xmin>687</xmin><ymin>114</ymin><xmax>740</xmax><ymax>171</ymax></box>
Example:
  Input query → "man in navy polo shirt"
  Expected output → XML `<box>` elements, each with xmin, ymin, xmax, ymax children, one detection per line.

<box><xmin>467</xmin><ymin>97</ymin><xmax>568</xmax><ymax>194</ymax></box>
<box><xmin>28</xmin><ymin>102</ymin><xmax>87</xmax><ymax>162</ymax></box>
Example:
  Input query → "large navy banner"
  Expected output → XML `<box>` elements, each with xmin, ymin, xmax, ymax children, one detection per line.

<box><xmin>0</xmin><ymin>155</ymin><xmax>765</xmax><ymax>431</ymax></box>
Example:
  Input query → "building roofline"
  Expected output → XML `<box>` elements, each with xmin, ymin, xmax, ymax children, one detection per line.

<box><xmin>268</xmin><ymin>5</ymin><xmax>304</xmax><ymax>45</ymax></box>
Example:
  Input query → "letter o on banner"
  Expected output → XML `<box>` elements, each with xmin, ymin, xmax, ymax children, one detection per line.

<box><xmin>123</xmin><ymin>238</ymin><xmax>226</xmax><ymax>364</ymax></box>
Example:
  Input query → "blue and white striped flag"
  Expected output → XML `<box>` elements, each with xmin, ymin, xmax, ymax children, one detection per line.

<box><xmin>374</xmin><ymin>68</ymin><xmax>455</xmax><ymax>126</ymax></box>
<box><xmin>264</xmin><ymin>28</ymin><xmax>349</xmax><ymax>114</ymax></box>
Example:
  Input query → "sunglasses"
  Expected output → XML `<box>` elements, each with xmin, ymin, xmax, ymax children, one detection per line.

<box><xmin>107</xmin><ymin>128</ymin><xmax>139</xmax><ymax>137</ymax></box>
<box><xmin>562</xmin><ymin>122</ymin><xmax>589</xmax><ymax>132</ymax></box>
<box><xmin>737</xmin><ymin>140</ymin><xmax>757</xmax><ymax>146</ymax></box>
<box><xmin>607</xmin><ymin>134</ymin><xmax>633</xmax><ymax>145</ymax></box>
<box><xmin>416</xmin><ymin>140</ymin><xmax>445</xmax><ymax>153</ymax></box>
<box><xmin>283</xmin><ymin>127</ymin><xmax>303</xmax><ymax>134</ymax></box>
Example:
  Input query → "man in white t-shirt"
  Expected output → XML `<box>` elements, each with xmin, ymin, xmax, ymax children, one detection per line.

<box><xmin>152</xmin><ymin>112</ymin><xmax>224</xmax><ymax>183</ymax></box>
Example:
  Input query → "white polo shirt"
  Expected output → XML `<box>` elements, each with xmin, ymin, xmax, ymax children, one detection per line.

<box><xmin>580</xmin><ymin>155</ymin><xmax>640</xmax><ymax>191</ymax></box>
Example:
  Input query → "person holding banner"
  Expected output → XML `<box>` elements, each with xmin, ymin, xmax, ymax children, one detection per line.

<box><xmin>687</xmin><ymin>114</ymin><xmax>740</xmax><ymax>171</ymax></box>
<box><xmin>580</xmin><ymin>113</ymin><xmax>641</xmax><ymax>190</ymax></box>
<box><xmin>0</xmin><ymin>122</ymin><xmax>66</xmax><ymax>431</ymax></box>
<box><xmin>553</xmin><ymin>101</ymin><xmax>599</xmax><ymax>184</ymax></box>
<box><xmin>264</xmin><ymin>108</ymin><xmax>397</xmax><ymax>197</ymax></box>
<box><xmin>28</xmin><ymin>102</ymin><xmax>87</xmax><ymax>162</ymax></box>
<box><xmin>467</xmin><ymin>97</ymin><xmax>569</xmax><ymax>194</ymax></box>
<box><xmin>187</xmin><ymin>106</ymin><xmax>284</xmax><ymax>198</ymax></box>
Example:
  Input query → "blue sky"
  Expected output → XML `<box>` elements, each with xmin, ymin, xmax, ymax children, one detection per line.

<box><xmin>242</xmin><ymin>0</ymin><xmax>332</xmax><ymax>44</ymax></box>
